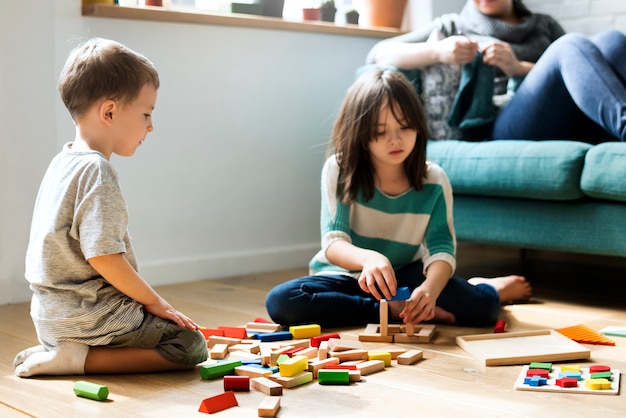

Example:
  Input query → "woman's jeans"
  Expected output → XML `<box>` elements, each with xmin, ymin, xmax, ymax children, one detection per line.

<box><xmin>265</xmin><ymin>260</ymin><xmax>500</xmax><ymax>328</ymax></box>
<box><xmin>493</xmin><ymin>30</ymin><xmax>626</xmax><ymax>143</ymax></box>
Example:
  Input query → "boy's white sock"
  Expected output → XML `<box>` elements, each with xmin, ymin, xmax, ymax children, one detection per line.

<box><xmin>13</xmin><ymin>345</ymin><xmax>47</xmax><ymax>368</ymax></box>
<box><xmin>15</xmin><ymin>341</ymin><xmax>89</xmax><ymax>377</ymax></box>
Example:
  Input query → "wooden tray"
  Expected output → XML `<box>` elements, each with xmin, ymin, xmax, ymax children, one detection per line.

<box><xmin>456</xmin><ymin>329</ymin><xmax>591</xmax><ymax>366</ymax></box>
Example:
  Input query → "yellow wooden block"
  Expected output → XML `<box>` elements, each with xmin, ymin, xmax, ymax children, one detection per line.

<box><xmin>289</xmin><ymin>324</ymin><xmax>321</xmax><ymax>339</ymax></box>
<box><xmin>368</xmin><ymin>351</ymin><xmax>391</xmax><ymax>367</ymax></box>
<box><xmin>278</xmin><ymin>355</ymin><xmax>308</xmax><ymax>377</ymax></box>
<box><xmin>585</xmin><ymin>378</ymin><xmax>612</xmax><ymax>390</ymax></box>
<box><xmin>559</xmin><ymin>364</ymin><xmax>581</xmax><ymax>373</ymax></box>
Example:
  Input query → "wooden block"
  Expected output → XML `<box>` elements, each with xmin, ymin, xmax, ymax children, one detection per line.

<box><xmin>355</xmin><ymin>360</ymin><xmax>385</xmax><ymax>376</ymax></box>
<box><xmin>198</xmin><ymin>327</ymin><xmax>224</xmax><ymax>339</ymax></box>
<box><xmin>223</xmin><ymin>375</ymin><xmax>250</xmax><ymax>391</ymax></box>
<box><xmin>374</xmin><ymin>346</ymin><xmax>407</xmax><ymax>359</ymax></box>
<box><xmin>246</xmin><ymin>322</ymin><xmax>282</xmax><ymax>332</ymax></box>
<box><xmin>308</xmin><ymin>357</ymin><xmax>340</xmax><ymax>379</ymax></box>
<box><xmin>379</xmin><ymin>300</ymin><xmax>389</xmax><ymax>337</ymax></box>
<box><xmin>393</xmin><ymin>324</ymin><xmax>435</xmax><ymax>343</ymax></box>
<box><xmin>397</xmin><ymin>349</ymin><xmax>424</xmax><ymax>365</ymax></box>
<box><xmin>208</xmin><ymin>335</ymin><xmax>241</xmax><ymax>348</ymax></box>
<box><xmin>210</xmin><ymin>343</ymin><xmax>229</xmax><ymax>360</ymax></box>
<box><xmin>289</xmin><ymin>324</ymin><xmax>321</xmax><ymax>339</ymax></box>
<box><xmin>330</xmin><ymin>349</ymin><xmax>369</xmax><ymax>362</ymax></box>
<box><xmin>359</xmin><ymin>323</ymin><xmax>394</xmax><ymax>343</ymax></box>
<box><xmin>405</xmin><ymin>321</ymin><xmax>415</xmax><ymax>336</ymax></box>
<box><xmin>368</xmin><ymin>351</ymin><xmax>391</xmax><ymax>367</ymax></box>
<box><xmin>198</xmin><ymin>391</ymin><xmax>238</xmax><ymax>414</ymax></box>
<box><xmin>228</xmin><ymin>351</ymin><xmax>262</xmax><ymax>362</ymax></box>
<box><xmin>234</xmin><ymin>365</ymin><xmax>273</xmax><ymax>378</ymax></box>
<box><xmin>318</xmin><ymin>369</ymin><xmax>350</xmax><ymax>385</ymax></box>
<box><xmin>229</xmin><ymin>342</ymin><xmax>261</xmax><ymax>354</ymax></box>
<box><xmin>258</xmin><ymin>396</ymin><xmax>281</xmax><ymax>417</ymax></box>
<box><xmin>251</xmin><ymin>376</ymin><xmax>283</xmax><ymax>396</ymax></box>
<box><xmin>294</xmin><ymin>346</ymin><xmax>318</xmax><ymax>359</ymax></box>
<box><xmin>258</xmin><ymin>331</ymin><xmax>293</xmax><ymax>342</ymax></box>
<box><xmin>73</xmin><ymin>381</ymin><xmax>109</xmax><ymax>401</ymax></box>
<box><xmin>318</xmin><ymin>340</ymin><xmax>329</xmax><ymax>359</ymax></box>
<box><xmin>278</xmin><ymin>339</ymin><xmax>310</xmax><ymax>349</ymax></box>
<box><xmin>556</xmin><ymin>324</ymin><xmax>616</xmax><ymax>346</ymax></box>
<box><xmin>310</xmin><ymin>333</ymin><xmax>340</xmax><ymax>347</ymax></box>
<box><xmin>269</xmin><ymin>371</ymin><xmax>313</xmax><ymax>388</ymax></box>
<box><xmin>348</xmin><ymin>369</ymin><xmax>362</xmax><ymax>382</ymax></box>
<box><xmin>278</xmin><ymin>355</ymin><xmax>308</xmax><ymax>377</ymax></box>
<box><xmin>327</xmin><ymin>338</ymin><xmax>364</xmax><ymax>351</ymax></box>
<box><xmin>200</xmin><ymin>360</ymin><xmax>243</xmax><ymax>380</ymax></box>
<box><xmin>218</xmin><ymin>326</ymin><xmax>248</xmax><ymax>339</ymax></box>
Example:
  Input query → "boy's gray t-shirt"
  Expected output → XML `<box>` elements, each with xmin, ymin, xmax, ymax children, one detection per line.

<box><xmin>25</xmin><ymin>143</ymin><xmax>144</xmax><ymax>348</ymax></box>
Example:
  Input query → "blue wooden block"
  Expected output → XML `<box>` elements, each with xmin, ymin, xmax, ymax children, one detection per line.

<box><xmin>258</xmin><ymin>331</ymin><xmax>293</xmax><ymax>342</ymax></box>
<box><xmin>391</xmin><ymin>286</ymin><xmax>411</xmax><ymax>301</ymax></box>
<box><xmin>558</xmin><ymin>371</ymin><xmax>582</xmax><ymax>380</ymax></box>
<box><xmin>524</xmin><ymin>375</ymin><xmax>547</xmax><ymax>386</ymax></box>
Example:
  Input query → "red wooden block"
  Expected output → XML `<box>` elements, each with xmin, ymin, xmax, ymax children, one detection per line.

<box><xmin>224</xmin><ymin>375</ymin><xmax>250</xmax><ymax>391</ymax></box>
<box><xmin>199</xmin><ymin>328</ymin><xmax>225</xmax><ymax>339</ymax></box>
<box><xmin>325</xmin><ymin>364</ymin><xmax>357</xmax><ymax>370</ymax></box>
<box><xmin>283</xmin><ymin>347</ymin><xmax>305</xmax><ymax>357</ymax></box>
<box><xmin>218</xmin><ymin>326</ymin><xmax>248</xmax><ymax>339</ymax></box>
<box><xmin>493</xmin><ymin>320</ymin><xmax>507</xmax><ymax>333</ymax></box>
<box><xmin>198</xmin><ymin>391</ymin><xmax>238</xmax><ymax>414</ymax></box>
<box><xmin>589</xmin><ymin>365</ymin><xmax>611</xmax><ymax>373</ymax></box>
<box><xmin>254</xmin><ymin>317</ymin><xmax>272</xmax><ymax>323</ymax></box>
<box><xmin>526</xmin><ymin>369</ymin><xmax>550</xmax><ymax>378</ymax></box>
<box><xmin>310</xmin><ymin>333</ymin><xmax>340</xmax><ymax>348</ymax></box>
<box><xmin>556</xmin><ymin>377</ymin><xmax>578</xmax><ymax>388</ymax></box>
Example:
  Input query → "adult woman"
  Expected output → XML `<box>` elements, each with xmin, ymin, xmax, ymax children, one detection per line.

<box><xmin>366</xmin><ymin>0</ymin><xmax>626</xmax><ymax>143</ymax></box>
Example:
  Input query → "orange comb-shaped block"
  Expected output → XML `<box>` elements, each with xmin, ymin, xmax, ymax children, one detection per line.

<box><xmin>556</xmin><ymin>324</ymin><xmax>616</xmax><ymax>346</ymax></box>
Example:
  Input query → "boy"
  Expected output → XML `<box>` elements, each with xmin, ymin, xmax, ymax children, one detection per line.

<box><xmin>14</xmin><ymin>38</ymin><xmax>208</xmax><ymax>377</ymax></box>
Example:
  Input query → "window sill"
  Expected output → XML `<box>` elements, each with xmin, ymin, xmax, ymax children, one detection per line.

<box><xmin>82</xmin><ymin>4</ymin><xmax>402</xmax><ymax>39</ymax></box>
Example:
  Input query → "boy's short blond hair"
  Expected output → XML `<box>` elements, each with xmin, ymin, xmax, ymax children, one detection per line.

<box><xmin>58</xmin><ymin>37</ymin><xmax>159</xmax><ymax>120</ymax></box>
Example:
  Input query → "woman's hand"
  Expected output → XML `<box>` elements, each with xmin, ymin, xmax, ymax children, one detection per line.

<box><xmin>358</xmin><ymin>253</ymin><xmax>397</xmax><ymax>300</ymax></box>
<box><xmin>436</xmin><ymin>36</ymin><xmax>480</xmax><ymax>65</ymax></box>
<box><xmin>482</xmin><ymin>41</ymin><xmax>526</xmax><ymax>76</ymax></box>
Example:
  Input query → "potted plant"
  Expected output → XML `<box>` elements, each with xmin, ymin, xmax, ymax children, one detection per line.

<box><xmin>355</xmin><ymin>0</ymin><xmax>407</xmax><ymax>29</ymax></box>
<box><xmin>302</xmin><ymin>1</ymin><xmax>321</xmax><ymax>21</ymax></box>
<box><xmin>344</xmin><ymin>8</ymin><xmax>359</xmax><ymax>25</ymax></box>
<box><xmin>319</xmin><ymin>1</ymin><xmax>337</xmax><ymax>22</ymax></box>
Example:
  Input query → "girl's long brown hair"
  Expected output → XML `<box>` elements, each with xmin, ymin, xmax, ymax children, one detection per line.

<box><xmin>329</xmin><ymin>69</ymin><xmax>429</xmax><ymax>204</ymax></box>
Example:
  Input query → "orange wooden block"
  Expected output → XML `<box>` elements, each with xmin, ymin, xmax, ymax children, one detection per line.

<box><xmin>218</xmin><ymin>326</ymin><xmax>248</xmax><ymax>339</ymax></box>
<box><xmin>198</xmin><ymin>391</ymin><xmax>238</xmax><ymax>414</ymax></box>
<box><xmin>556</xmin><ymin>324</ymin><xmax>616</xmax><ymax>346</ymax></box>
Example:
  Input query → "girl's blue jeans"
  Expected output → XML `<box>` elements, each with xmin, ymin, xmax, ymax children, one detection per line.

<box><xmin>265</xmin><ymin>260</ymin><xmax>500</xmax><ymax>328</ymax></box>
<box><xmin>492</xmin><ymin>30</ymin><xmax>626</xmax><ymax>142</ymax></box>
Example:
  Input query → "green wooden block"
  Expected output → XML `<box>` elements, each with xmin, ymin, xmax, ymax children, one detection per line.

<box><xmin>590</xmin><ymin>371</ymin><xmax>612</xmax><ymax>380</ymax></box>
<box><xmin>529</xmin><ymin>362</ymin><xmax>552</xmax><ymax>371</ymax></box>
<box><xmin>73</xmin><ymin>381</ymin><xmax>109</xmax><ymax>401</ymax></box>
<box><xmin>318</xmin><ymin>369</ymin><xmax>350</xmax><ymax>385</ymax></box>
<box><xmin>200</xmin><ymin>360</ymin><xmax>243</xmax><ymax>380</ymax></box>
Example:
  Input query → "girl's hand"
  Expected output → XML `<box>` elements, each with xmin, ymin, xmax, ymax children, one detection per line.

<box><xmin>481</xmin><ymin>41</ymin><xmax>523</xmax><ymax>76</ymax></box>
<box><xmin>358</xmin><ymin>254</ymin><xmax>397</xmax><ymax>300</ymax></box>
<box><xmin>400</xmin><ymin>286</ymin><xmax>436</xmax><ymax>324</ymax></box>
<box><xmin>436</xmin><ymin>36</ymin><xmax>479</xmax><ymax>65</ymax></box>
<box><xmin>144</xmin><ymin>297</ymin><xmax>200</xmax><ymax>331</ymax></box>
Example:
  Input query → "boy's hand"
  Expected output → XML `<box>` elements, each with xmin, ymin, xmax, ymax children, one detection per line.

<box><xmin>144</xmin><ymin>298</ymin><xmax>200</xmax><ymax>331</ymax></box>
<box><xmin>358</xmin><ymin>254</ymin><xmax>397</xmax><ymax>300</ymax></box>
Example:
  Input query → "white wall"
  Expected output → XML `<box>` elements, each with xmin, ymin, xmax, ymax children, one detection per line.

<box><xmin>0</xmin><ymin>0</ymin><xmax>381</xmax><ymax>305</ymax></box>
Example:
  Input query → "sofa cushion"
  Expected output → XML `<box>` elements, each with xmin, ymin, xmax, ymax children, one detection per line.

<box><xmin>427</xmin><ymin>140</ymin><xmax>592</xmax><ymax>200</ymax></box>
<box><xmin>581</xmin><ymin>142</ymin><xmax>626</xmax><ymax>202</ymax></box>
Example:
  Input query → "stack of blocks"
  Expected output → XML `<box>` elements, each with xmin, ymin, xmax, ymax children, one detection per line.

<box><xmin>359</xmin><ymin>287</ymin><xmax>436</xmax><ymax>343</ymax></box>
<box><xmin>196</xmin><ymin>318</ymin><xmax>425</xmax><ymax>415</ymax></box>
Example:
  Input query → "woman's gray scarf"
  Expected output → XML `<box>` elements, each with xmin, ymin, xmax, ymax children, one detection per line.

<box><xmin>459</xmin><ymin>0</ymin><xmax>547</xmax><ymax>62</ymax></box>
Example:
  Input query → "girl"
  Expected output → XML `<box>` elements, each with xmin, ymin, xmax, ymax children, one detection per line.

<box><xmin>265</xmin><ymin>69</ymin><xmax>531</xmax><ymax>328</ymax></box>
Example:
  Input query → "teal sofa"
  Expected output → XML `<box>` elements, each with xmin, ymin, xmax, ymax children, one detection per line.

<box><xmin>426</xmin><ymin>139</ymin><xmax>626</xmax><ymax>258</ymax></box>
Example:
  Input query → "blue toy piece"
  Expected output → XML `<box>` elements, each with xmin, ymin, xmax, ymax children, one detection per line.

<box><xmin>391</xmin><ymin>287</ymin><xmax>411</xmax><ymax>301</ymax></box>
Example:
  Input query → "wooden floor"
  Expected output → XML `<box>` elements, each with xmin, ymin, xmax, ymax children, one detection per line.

<box><xmin>1</xmin><ymin>244</ymin><xmax>625</xmax><ymax>417</ymax></box>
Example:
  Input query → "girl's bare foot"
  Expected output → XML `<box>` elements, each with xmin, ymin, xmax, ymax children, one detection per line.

<box><xmin>467</xmin><ymin>275</ymin><xmax>532</xmax><ymax>304</ymax></box>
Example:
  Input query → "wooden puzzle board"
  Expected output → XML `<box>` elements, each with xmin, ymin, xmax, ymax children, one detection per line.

<box><xmin>456</xmin><ymin>329</ymin><xmax>591</xmax><ymax>366</ymax></box>
<box><xmin>514</xmin><ymin>365</ymin><xmax>620</xmax><ymax>395</ymax></box>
